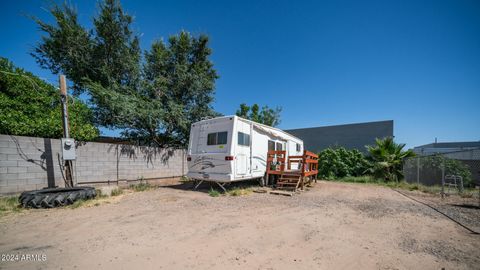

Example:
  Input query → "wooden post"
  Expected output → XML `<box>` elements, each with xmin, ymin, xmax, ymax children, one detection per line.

<box><xmin>301</xmin><ymin>150</ymin><xmax>306</xmax><ymax>190</ymax></box>
<box><xmin>59</xmin><ymin>75</ymin><xmax>70</xmax><ymax>138</ymax></box>
<box><xmin>59</xmin><ymin>75</ymin><xmax>74</xmax><ymax>188</ymax></box>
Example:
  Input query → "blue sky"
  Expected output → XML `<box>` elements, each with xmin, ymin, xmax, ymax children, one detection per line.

<box><xmin>1</xmin><ymin>0</ymin><xmax>479</xmax><ymax>148</ymax></box>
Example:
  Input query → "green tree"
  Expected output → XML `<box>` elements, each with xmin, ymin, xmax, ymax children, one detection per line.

<box><xmin>31</xmin><ymin>0</ymin><xmax>218</xmax><ymax>146</ymax></box>
<box><xmin>236</xmin><ymin>103</ymin><xmax>250</xmax><ymax>118</ymax></box>
<box><xmin>260</xmin><ymin>105</ymin><xmax>282</xmax><ymax>126</ymax></box>
<box><xmin>235</xmin><ymin>103</ymin><xmax>282</xmax><ymax>126</ymax></box>
<box><xmin>31</xmin><ymin>0</ymin><xmax>140</xmax><ymax>97</ymax></box>
<box><xmin>365</xmin><ymin>137</ymin><xmax>416</xmax><ymax>182</ymax></box>
<box><xmin>250</xmin><ymin>104</ymin><xmax>260</xmax><ymax>123</ymax></box>
<box><xmin>0</xmin><ymin>57</ymin><xmax>98</xmax><ymax>141</ymax></box>
<box><xmin>143</xmin><ymin>32</ymin><xmax>219</xmax><ymax>146</ymax></box>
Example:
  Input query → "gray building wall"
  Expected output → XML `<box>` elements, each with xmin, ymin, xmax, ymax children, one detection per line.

<box><xmin>0</xmin><ymin>134</ymin><xmax>187</xmax><ymax>195</ymax></box>
<box><xmin>413</xmin><ymin>142</ymin><xmax>480</xmax><ymax>156</ymax></box>
<box><xmin>286</xmin><ymin>120</ymin><xmax>394</xmax><ymax>153</ymax></box>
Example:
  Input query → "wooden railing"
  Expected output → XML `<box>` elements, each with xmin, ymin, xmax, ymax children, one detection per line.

<box><xmin>301</xmin><ymin>150</ymin><xmax>319</xmax><ymax>178</ymax></box>
<box><xmin>266</xmin><ymin>150</ymin><xmax>286</xmax><ymax>175</ymax></box>
<box><xmin>266</xmin><ymin>150</ymin><xmax>319</xmax><ymax>182</ymax></box>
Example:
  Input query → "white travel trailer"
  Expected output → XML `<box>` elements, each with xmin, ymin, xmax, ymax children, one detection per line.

<box><xmin>187</xmin><ymin>116</ymin><xmax>304</xmax><ymax>190</ymax></box>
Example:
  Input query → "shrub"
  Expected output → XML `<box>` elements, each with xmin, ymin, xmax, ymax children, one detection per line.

<box><xmin>336</xmin><ymin>176</ymin><xmax>378</xmax><ymax>183</ymax></box>
<box><xmin>111</xmin><ymin>188</ymin><xmax>123</xmax><ymax>196</ymax></box>
<box><xmin>317</xmin><ymin>147</ymin><xmax>369</xmax><ymax>179</ymax></box>
<box><xmin>0</xmin><ymin>196</ymin><xmax>22</xmax><ymax>216</ymax></box>
<box><xmin>227</xmin><ymin>187</ymin><xmax>252</xmax><ymax>196</ymax></box>
<box><xmin>208</xmin><ymin>188</ymin><xmax>221</xmax><ymax>197</ymax></box>
<box><xmin>95</xmin><ymin>189</ymin><xmax>108</xmax><ymax>198</ymax></box>
<box><xmin>130</xmin><ymin>183</ymin><xmax>152</xmax><ymax>192</ymax></box>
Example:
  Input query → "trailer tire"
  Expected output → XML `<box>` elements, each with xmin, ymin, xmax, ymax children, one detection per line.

<box><xmin>19</xmin><ymin>187</ymin><xmax>96</xmax><ymax>208</ymax></box>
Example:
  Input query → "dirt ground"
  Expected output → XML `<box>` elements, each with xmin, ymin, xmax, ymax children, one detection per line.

<box><xmin>1</xmin><ymin>181</ymin><xmax>479</xmax><ymax>270</ymax></box>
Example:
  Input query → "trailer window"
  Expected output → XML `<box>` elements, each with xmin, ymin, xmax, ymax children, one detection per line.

<box><xmin>217</xmin><ymin>131</ymin><xmax>227</xmax><ymax>144</ymax></box>
<box><xmin>238</xmin><ymin>132</ymin><xmax>250</xmax><ymax>146</ymax></box>
<box><xmin>296</xmin><ymin>143</ymin><xmax>301</xmax><ymax>152</ymax></box>
<box><xmin>268</xmin><ymin>140</ymin><xmax>275</xmax><ymax>151</ymax></box>
<box><xmin>207</xmin><ymin>133</ymin><xmax>216</xmax><ymax>145</ymax></box>
<box><xmin>207</xmin><ymin>131</ymin><xmax>228</xmax><ymax>145</ymax></box>
<box><xmin>276</xmin><ymin>142</ymin><xmax>283</xmax><ymax>151</ymax></box>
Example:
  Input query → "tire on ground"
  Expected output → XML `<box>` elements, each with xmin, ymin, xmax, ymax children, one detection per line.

<box><xmin>19</xmin><ymin>187</ymin><xmax>96</xmax><ymax>208</ymax></box>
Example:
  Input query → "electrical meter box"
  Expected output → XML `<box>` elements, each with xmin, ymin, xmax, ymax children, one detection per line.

<box><xmin>61</xmin><ymin>138</ymin><xmax>76</xmax><ymax>160</ymax></box>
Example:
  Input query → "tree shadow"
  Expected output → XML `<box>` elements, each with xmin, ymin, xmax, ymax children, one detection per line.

<box><xmin>107</xmin><ymin>143</ymin><xmax>177</xmax><ymax>167</ymax></box>
<box><xmin>10</xmin><ymin>135</ymin><xmax>56</xmax><ymax>188</ymax></box>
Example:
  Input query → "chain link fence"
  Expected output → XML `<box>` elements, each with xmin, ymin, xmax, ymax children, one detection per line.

<box><xmin>403</xmin><ymin>149</ymin><xmax>480</xmax><ymax>195</ymax></box>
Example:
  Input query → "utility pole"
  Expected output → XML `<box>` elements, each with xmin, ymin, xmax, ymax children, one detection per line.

<box><xmin>59</xmin><ymin>75</ymin><xmax>74</xmax><ymax>188</ymax></box>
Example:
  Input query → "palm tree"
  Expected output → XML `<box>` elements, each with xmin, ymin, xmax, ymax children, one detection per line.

<box><xmin>365</xmin><ymin>137</ymin><xmax>415</xmax><ymax>182</ymax></box>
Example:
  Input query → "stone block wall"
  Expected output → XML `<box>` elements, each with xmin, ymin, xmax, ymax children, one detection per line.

<box><xmin>0</xmin><ymin>134</ymin><xmax>187</xmax><ymax>195</ymax></box>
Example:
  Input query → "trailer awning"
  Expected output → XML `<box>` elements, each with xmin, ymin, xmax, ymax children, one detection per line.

<box><xmin>253</xmin><ymin>124</ymin><xmax>288</xmax><ymax>141</ymax></box>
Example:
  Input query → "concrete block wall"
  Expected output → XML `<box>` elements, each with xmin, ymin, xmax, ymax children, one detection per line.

<box><xmin>0</xmin><ymin>134</ymin><xmax>187</xmax><ymax>195</ymax></box>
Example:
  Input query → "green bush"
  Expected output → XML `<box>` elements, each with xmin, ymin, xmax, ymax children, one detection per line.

<box><xmin>336</xmin><ymin>176</ymin><xmax>378</xmax><ymax>183</ymax></box>
<box><xmin>0</xmin><ymin>196</ymin><xmax>22</xmax><ymax>216</ymax></box>
<box><xmin>227</xmin><ymin>187</ymin><xmax>252</xmax><ymax>196</ymax></box>
<box><xmin>0</xmin><ymin>57</ymin><xmax>98</xmax><ymax>141</ymax></box>
<box><xmin>111</xmin><ymin>188</ymin><xmax>123</xmax><ymax>196</ymax></box>
<box><xmin>317</xmin><ymin>147</ymin><xmax>369</xmax><ymax>179</ymax></box>
<box><xmin>130</xmin><ymin>183</ymin><xmax>152</xmax><ymax>192</ymax></box>
<box><xmin>208</xmin><ymin>188</ymin><xmax>221</xmax><ymax>197</ymax></box>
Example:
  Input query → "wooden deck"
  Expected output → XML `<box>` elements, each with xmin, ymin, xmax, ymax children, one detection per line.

<box><xmin>266</xmin><ymin>150</ymin><xmax>319</xmax><ymax>193</ymax></box>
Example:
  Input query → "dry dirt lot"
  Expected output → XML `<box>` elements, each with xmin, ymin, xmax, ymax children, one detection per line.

<box><xmin>1</xmin><ymin>181</ymin><xmax>479</xmax><ymax>270</ymax></box>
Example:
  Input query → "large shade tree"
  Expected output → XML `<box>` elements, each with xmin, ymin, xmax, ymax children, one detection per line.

<box><xmin>235</xmin><ymin>103</ymin><xmax>282</xmax><ymax>127</ymax></box>
<box><xmin>32</xmin><ymin>0</ymin><xmax>218</xmax><ymax>146</ymax></box>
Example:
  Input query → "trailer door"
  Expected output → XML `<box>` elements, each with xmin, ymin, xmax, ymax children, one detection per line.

<box><xmin>236</xmin><ymin>122</ymin><xmax>251</xmax><ymax>176</ymax></box>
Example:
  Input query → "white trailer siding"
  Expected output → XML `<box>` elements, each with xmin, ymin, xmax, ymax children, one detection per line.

<box><xmin>187</xmin><ymin>117</ymin><xmax>234</xmax><ymax>181</ymax></box>
<box><xmin>187</xmin><ymin>116</ymin><xmax>304</xmax><ymax>183</ymax></box>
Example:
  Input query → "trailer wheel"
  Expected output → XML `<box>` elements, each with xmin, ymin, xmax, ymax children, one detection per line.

<box><xmin>19</xmin><ymin>187</ymin><xmax>96</xmax><ymax>208</ymax></box>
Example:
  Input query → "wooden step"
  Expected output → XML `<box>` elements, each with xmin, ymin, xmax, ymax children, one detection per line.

<box><xmin>276</xmin><ymin>187</ymin><xmax>297</xmax><ymax>191</ymax></box>
<box><xmin>277</xmin><ymin>182</ymin><xmax>298</xmax><ymax>186</ymax></box>
<box><xmin>278</xmin><ymin>181</ymin><xmax>299</xmax><ymax>185</ymax></box>
<box><xmin>281</xmin><ymin>177</ymin><xmax>300</xmax><ymax>181</ymax></box>
<box><xmin>278</xmin><ymin>179</ymin><xmax>300</xmax><ymax>182</ymax></box>
<box><xmin>280</xmin><ymin>175</ymin><xmax>301</xmax><ymax>178</ymax></box>
<box><xmin>276</xmin><ymin>186</ymin><xmax>296</xmax><ymax>189</ymax></box>
<box><xmin>282</xmin><ymin>170</ymin><xmax>301</xmax><ymax>174</ymax></box>
<box><xmin>277</xmin><ymin>178</ymin><xmax>300</xmax><ymax>183</ymax></box>
<box><xmin>269</xmin><ymin>190</ymin><xmax>293</xmax><ymax>196</ymax></box>
<box><xmin>279</xmin><ymin>177</ymin><xmax>300</xmax><ymax>182</ymax></box>
<box><xmin>282</xmin><ymin>173</ymin><xmax>301</xmax><ymax>177</ymax></box>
